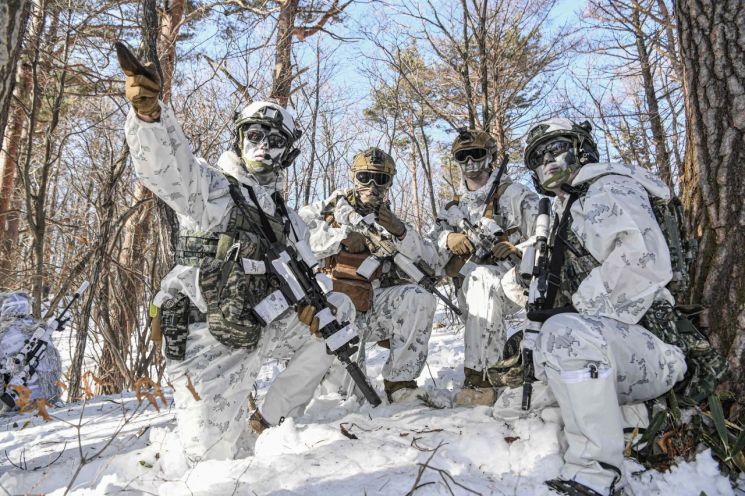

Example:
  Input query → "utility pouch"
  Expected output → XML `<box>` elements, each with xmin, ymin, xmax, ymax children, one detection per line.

<box><xmin>640</xmin><ymin>301</ymin><xmax>728</xmax><ymax>403</ymax></box>
<box><xmin>198</xmin><ymin>241</ymin><xmax>267</xmax><ymax>351</ymax></box>
<box><xmin>332</xmin><ymin>251</ymin><xmax>378</xmax><ymax>281</ymax></box>
<box><xmin>160</xmin><ymin>294</ymin><xmax>190</xmax><ymax>360</ymax></box>
<box><xmin>330</xmin><ymin>277</ymin><xmax>374</xmax><ymax>313</ymax></box>
<box><xmin>444</xmin><ymin>254</ymin><xmax>468</xmax><ymax>278</ymax></box>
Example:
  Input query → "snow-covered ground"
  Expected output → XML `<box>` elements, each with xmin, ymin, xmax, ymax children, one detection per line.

<box><xmin>1</xmin><ymin>311</ymin><xmax>742</xmax><ymax>495</ymax></box>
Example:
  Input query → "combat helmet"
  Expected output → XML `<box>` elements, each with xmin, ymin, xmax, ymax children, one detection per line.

<box><xmin>452</xmin><ymin>129</ymin><xmax>498</xmax><ymax>178</ymax></box>
<box><xmin>232</xmin><ymin>101</ymin><xmax>302</xmax><ymax>171</ymax></box>
<box><xmin>523</xmin><ymin>118</ymin><xmax>598</xmax><ymax>196</ymax></box>
<box><xmin>351</xmin><ymin>147</ymin><xmax>396</xmax><ymax>176</ymax></box>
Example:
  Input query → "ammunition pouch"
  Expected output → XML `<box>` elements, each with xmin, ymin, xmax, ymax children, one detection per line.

<box><xmin>198</xmin><ymin>240</ymin><xmax>273</xmax><ymax>351</ymax></box>
<box><xmin>326</xmin><ymin>251</ymin><xmax>376</xmax><ymax>313</ymax></box>
<box><xmin>640</xmin><ymin>301</ymin><xmax>728</xmax><ymax>403</ymax></box>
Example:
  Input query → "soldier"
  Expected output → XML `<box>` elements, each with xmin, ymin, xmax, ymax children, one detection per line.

<box><xmin>511</xmin><ymin>118</ymin><xmax>687</xmax><ymax>495</ymax></box>
<box><xmin>429</xmin><ymin>129</ymin><xmax>540</xmax><ymax>406</ymax></box>
<box><xmin>299</xmin><ymin>147</ymin><xmax>438</xmax><ymax>403</ymax></box>
<box><xmin>122</xmin><ymin>59</ymin><xmax>355</xmax><ymax>461</ymax></box>
<box><xmin>0</xmin><ymin>292</ymin><xmax>62</xmax><ymax>410</ymax></box>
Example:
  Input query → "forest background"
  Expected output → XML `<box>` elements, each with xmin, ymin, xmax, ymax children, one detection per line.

<box><xmin>0</xmin><ymin>0</ymin><xmax>742</xmax><ymax>411</ymax></box>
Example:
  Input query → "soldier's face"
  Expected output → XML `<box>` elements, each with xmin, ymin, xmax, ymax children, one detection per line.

<box><xmin>241</xmin><ymin>123</ymin><xmax>288</xmax><ymax>171</ymax></box>
<box><xmin>534</xmin><ymin>138</ymin><xmax>576</xmax><ymax>190</ymax></box>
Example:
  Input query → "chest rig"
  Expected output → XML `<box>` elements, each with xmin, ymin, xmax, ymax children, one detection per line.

<box><xmin>173</xmin><ymin>176</ymin><xmax>289</xmax><ymax>353</ymax></box>
<box><xmin>544</xmin><ymin>183</ymin><xmax>598</xmax><ymax>309</ymax></box>
<box><xmin>323</xmin><ymin>189</ymin><xmax>402</xmax><ymax>289</ymax></box>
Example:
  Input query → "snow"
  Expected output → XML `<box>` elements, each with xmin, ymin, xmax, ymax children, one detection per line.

<box><xmin>1</xmin><ymin>310</ymin><xmax>742</xmax><ymax>495</ymax></box>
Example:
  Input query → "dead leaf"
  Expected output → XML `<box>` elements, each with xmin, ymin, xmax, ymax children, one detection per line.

<box><xmin>34</xmin><ymin>399</ymin><xmax>52</xmax><ymax>422</ymax></box>
<box><xmin>185</xmin><ymin>373</ymin><xmax>201</xmax><ymax>401</ymax></box>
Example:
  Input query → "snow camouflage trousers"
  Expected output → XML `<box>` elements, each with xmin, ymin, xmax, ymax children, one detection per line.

<box><xmin>359</xmin><ymin>284</ymin><xmax>437</xmax><ymax>382</ymax></box>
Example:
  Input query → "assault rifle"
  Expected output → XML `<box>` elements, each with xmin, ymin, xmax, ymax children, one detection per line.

<box><xmin>1</xmin><ymin>282</ymin><xmax>90</xmax><ymax>411</ymax></box>
<box><xmin>518</xmin><ymin>198</ymin><xmax>551</xmax><ymax>410</ymax></box>
<box><xmin>232</xmin><ymin>183</ymin><xmax>382</xmax><ymax>407</ymax></box>
<box><xmin>444</xmin><ymin>155</ymin><xmax>520</xmax><ymax>277</ymax></box>
<box><xmin>453</xmin><ymin>216</ymin><xmax>521</xmax><ymax>277</ymax></box>
<box><xmin>335</xmin><ymin>201</ymin><xmax>462</xmax><ymax>316</ymax></box>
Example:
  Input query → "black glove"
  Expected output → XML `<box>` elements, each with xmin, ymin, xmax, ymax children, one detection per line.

<box><xmin>526</xmin><ymin>305</ymin><xmax>577</xmax><ymax>323</ymax></box>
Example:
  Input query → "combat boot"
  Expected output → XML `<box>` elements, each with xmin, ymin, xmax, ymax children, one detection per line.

<box><xmin>248</xmin><ymin>410</ymin><xmax>271</xmax><ymax>434</ymax></box>
<box><xmin>384</xmin><ymin>379</ymin><xmax>420</xmax><ymax>403</ymax></box>
<box><xmin>454</xmin><ymin>367</ymin><xmax>497</xmax><ymax>406</ymax></box>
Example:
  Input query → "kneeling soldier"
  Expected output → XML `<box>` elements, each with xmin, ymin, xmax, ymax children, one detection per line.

<box><xmin>300</xmin><ymin>148</ymin><xmax>438</xmax><ymax>403</ymax></box>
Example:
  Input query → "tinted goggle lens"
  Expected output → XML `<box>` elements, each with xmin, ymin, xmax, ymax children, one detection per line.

<box><xmin>355</xmin><ymin>171</ymin><xmax>392</xmax><ymax>187</ymax></box>
<box><xmin>245</xmin><ymin>129</ymin><xmax>287</xmax><ymax>148</ymax></box>
<box><xmin>527</xmin><ymin>140</ymin><xmax>572</xmax><ymax>170</ymax></box>
<box><xmin>454</xmin><ymin>148</ymin><xmax>487</xmax><ymax>163</ymax></box>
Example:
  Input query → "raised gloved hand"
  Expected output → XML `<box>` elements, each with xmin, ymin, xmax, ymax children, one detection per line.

<box><xmin>116</xmin><ymin>42</ymin><xmax>161</xmax><ymax>121</ymax></box>
<box><xmin>377</xmin><ymin>205</ymin><xmax>406</xmax><ymax>238</ymax></box>
<box><xmin>447</xmin><ymin>232</ymin><xmax>474</xmax><ymax>255</ymax></box>
<box><xmin>341</xmin><ymin>231</ymin><xmax>367</xmax><ymax>253</ymax></box>
<box><xmin>492</xmin><ymin>241</ymin><xmax>522</xmax><ymax>260</ymax></box>
<box><xmin>296</xmin><ymin>304</ymin><xmax>320</xmax><ymax>336</ymax></box>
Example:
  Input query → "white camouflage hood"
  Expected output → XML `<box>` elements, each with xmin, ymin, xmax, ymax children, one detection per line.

<box><xmin>572</xmin><ymin>162</ymin><xmax>671</xmax><ymax>201</ymax></box>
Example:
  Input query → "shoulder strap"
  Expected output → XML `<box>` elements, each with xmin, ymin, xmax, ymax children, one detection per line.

<box><xmin>544</xmin><ymin>191</ymin><xmax>581</xmax><ymax>308</ymax></box>
<box><xmin>225</xmin><ymin>175</ymin><xmax>280</xmax><ymax>244</ymax></box>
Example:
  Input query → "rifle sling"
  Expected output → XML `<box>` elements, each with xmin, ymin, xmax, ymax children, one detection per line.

<box><xmin>544</xmin><ymin>191</ymin><xmax>580</xmax><ymax>309</ymax></box>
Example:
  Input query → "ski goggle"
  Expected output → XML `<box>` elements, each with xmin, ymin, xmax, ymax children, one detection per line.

<box><xmin>244</xmin><ymin>128</ymin><xmax>288</xmax><ymax>149</ymax></box>
<box><xmin>355</xmin><ymin>171</ymin><xmax>392</xmax><ymax>187</ymax></box>
<box><xmin>526</xmin><ymin>139</ymin><xmax>572</xmax><ymax>170</ymax></box>
<box><xmin>454</xmin><ymin>147</ymin><xmax>487</xmax><ymax>164</ymax></box>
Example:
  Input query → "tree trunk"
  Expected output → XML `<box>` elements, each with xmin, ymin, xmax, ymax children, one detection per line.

<box><xmin>0</xmin><ymin>61</ymin><xmax>30</xmax><ymax>284</ymax></box>
<box><xmin>632</xmin><ymin>2</ymin><xmax>673</xmax><ymax>188</ymax></box>
<box><xmin>676</xmin><ymin>0</ymin><xmax>745</xmax><ymax>396</ymax></box>
<box><xmin>0</xmin><ymin>0</ymin><xmax>30</xmax><ymax>152</ymax></box>
<box><xmin>270</xmin><ymin>0</ymin><xmax>298</xmax><ymax>106</ymax></box>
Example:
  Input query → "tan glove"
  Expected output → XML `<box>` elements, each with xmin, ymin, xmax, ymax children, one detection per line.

<box><xmin>125</xmin><ymin>67</ymin><xmax>161</xmax><ymax>121</ymax></box>
<box><xmin>377</xmin><ymin>205</ymin><xmax>406</xmax><ymax>238</ymax></box>
<box><xmin>117</xmin><ymin>41</ymin><xmax>160</xmax><ymax>120</ymax></box>
<box><xmin>447</xmin><ymin>232</ymin><xmax>474</xmax><ymax>255</ymax></box>
<box><xmin>297</xmin><ymin>305</ymin><xmax>320</xmax><ymax>336</ymax></box>
<box><xmin>341</xmin><ymin>231</ymin><xmax>367</xmax><ymax>253</ymax></box>
<box><xmin>492</xmin><ymin>241</ymin><xmax>521</xmax><ymax>260</ymax></box>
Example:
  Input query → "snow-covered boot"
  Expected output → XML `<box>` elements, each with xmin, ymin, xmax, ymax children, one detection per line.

<box><xmin>384</xmin><ymin>379</ymin><xmax>418</xmax><ymax>403</ymax></box>
<box><xmin>546</xmin><ymin>365</ymin><xmax>623</xmax><ymax>495</ymax></box>
<box><xmin>454</xmin><ymin>367</ymin><xmax>497</xmax><ymax>406</ymax></box>
<box><xmin>249</xmin><ymin>410</ymin><xmax>271</xmax><ymax>434</ymax></box>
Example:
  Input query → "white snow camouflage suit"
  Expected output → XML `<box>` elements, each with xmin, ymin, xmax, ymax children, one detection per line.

<box><xmin>125</xmin><ymin>104</ymin><xmax>355</xmax><ymax>462</ymax></box>
<box><xmin>494</xmin><ymin>162</ymin><xmax>688</xmax><ymax>495</ymax></box>
<box><xmin>0</xmin><ymin>292</ymin><xmax>62</xmax><ymax>407</ymax></box>
<box><xmin>299</xmin><ymin>190</ymin><xmax>438</xmax><ymax>395</ymax></box>
<box><xmin>428</xmin><ymin>170</ymin><xmax>540</xmax><ymax>376</ymax></box>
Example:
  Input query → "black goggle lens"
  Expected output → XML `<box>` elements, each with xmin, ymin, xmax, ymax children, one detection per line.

<box><xmin>527</xmin><ymin>140</ymin><xmax>572</xmax><ymax>170</ymax></box>
<box><xmin>454</xmin><ymin>148</ymin><xmax>487</xmax><ymax>163</ymax></box>
<box><xmin>355</xmin><ymin>171</ymin><xmax>392</xmax><ymax>187</ymax></box>
<box><xmin>245</xmin><ymin>129</ymin><xmax>287</xmax><ymax>148</ymax></box>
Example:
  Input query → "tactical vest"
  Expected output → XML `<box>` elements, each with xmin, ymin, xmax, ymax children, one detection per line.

<box><xmin>167</xmin><ymin>177</ymin><xmax>289</xmax><ymax>353</ymax></box>
<box><xmin>323</xmin><ymin>189</ymin><xmax>402</xmax><ymax>289</ymax></box>
<box><xmin>546</xmin><ymin>176</ymin><xmax>727</xmax><ymax>403</ymax></box>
